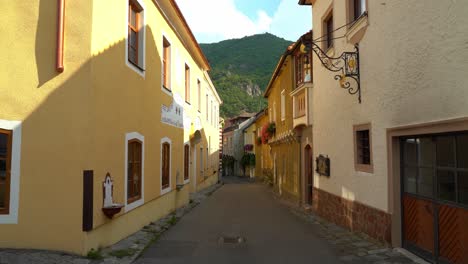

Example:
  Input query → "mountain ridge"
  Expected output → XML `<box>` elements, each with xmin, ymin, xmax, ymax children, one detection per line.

<box><xmin>200</xmin><ymin>33</ymin><xmax>292</xmax><ymax>118</ymax></box>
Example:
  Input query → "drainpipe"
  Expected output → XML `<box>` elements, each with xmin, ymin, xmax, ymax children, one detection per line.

<box><xmin>56</xmin><ymin>0</ymin><xmax>65</xmax><ymax>73</ymax></box>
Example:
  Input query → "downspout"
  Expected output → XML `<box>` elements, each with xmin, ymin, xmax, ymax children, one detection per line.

<box><xmin>56</xmin><ymin>0</ymin><xmax>65</xmax><ymax>73</ymax></box>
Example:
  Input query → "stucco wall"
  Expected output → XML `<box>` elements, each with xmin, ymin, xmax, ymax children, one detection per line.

<box><xmin>310</xmin><ymin>0</ymin><xmax>468</xmax><ymax>213</ymax></box>
<box><xmin>0</xmin><ymin>0</ymin><xmax>93</xmax><ymax>253</ymax></box>
<box><xmin>0</xmin><ymin>0</ymin><xmax>220</xmax><ymax>255</ymax></box>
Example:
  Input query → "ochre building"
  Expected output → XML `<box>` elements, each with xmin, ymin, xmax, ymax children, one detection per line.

<box><xmin>0</xmin><ymin>0</ymin><xmax>221</xmax><ymax>255</ymax></box>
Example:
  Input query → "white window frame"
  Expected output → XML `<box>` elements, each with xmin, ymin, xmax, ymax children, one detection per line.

<box><xmin>124</xmin><ymin>132</ymin><xmax>145</xmax><ymax>213</ymax></box>
<box><xmin>161</xmin><ymin>33</ymin><xmax>172</xmax><ymax>96</ymax></box>
<box><xmin>273</xmin><ymin>102</ymin><xmax>277</xmax><ymax>123</ymax></box>
<box><xmin>281</xmin><ymin>90</ymin><xmax>286</xmax><ymax>121</ymax></box>
<box><xmin>160</xmin><ymin>137</ymin><xmax>172</xmax><ymax>195</ymax></box>
<box><xmin>0</xmin><ymin>120</ymin><xmax>21</xmax><ymax>224</ymax></box>
<box><xmin>125</xmin><ymin>0</ymin><xmax>146</xmax><ymax>77</ymax></box>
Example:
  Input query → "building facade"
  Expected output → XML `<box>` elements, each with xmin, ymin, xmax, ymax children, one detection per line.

<box><xmin>299</xmin><ymin>0</ymin><xmax>468</xmax><ymax>263</ymax></box>
<box><xmin>263</xmin><ymin>32</ymin><xmax>313</xmax><ymax>204</ymax></box>
<box><xmin>222</xmin><ymin>113</ymin><xmax>255</xmax><ymax>176</ymax></box>
<box><xmin>255</xmin><ymin>110</ymin><xmax>273</xmax><ymax>182</ymax></box>
<box><xmin>0</xmin><ymin>0</ymin><xmax>220</xmax><ymax>255</ymax></box>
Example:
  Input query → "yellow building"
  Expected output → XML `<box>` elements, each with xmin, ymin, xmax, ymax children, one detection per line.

<box><xmin>254</xmin><ymin>110</ymin><xmax>273</xmax><ymax>182</ymax></box>
<box><xmin>263</xmin><ymin>32</ymin><xmax>312</xmax><ymax>204</ymax></box>
<box><xmin>0</xmin><ymin>0</ymin><xmax>220</xmax><ymax>255</ymax></box>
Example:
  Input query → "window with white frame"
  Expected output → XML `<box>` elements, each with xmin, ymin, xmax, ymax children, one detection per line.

<box><xmin>125</xmin><ymin>132</ymin><xmax>145</xmax><ymax>212</ymax></box>
<box><xmin>0</xmin><ymin>120</ymin><xmax>21</xmax><ymax>224</ymax></box>
<box><xmin>162</xmin><ymin>37</ymin><xmax>171</xmax><ymax>90</ymax></box>
<box><xmin>281</xmin><ymin>90</ymin><xmax>285</xmax><ymax>121</ymax></box>
<box><xmin>161</xmin><ymin>137</ymin><xmax>171</xmax><ymax>195</ymax></box>
<box><xmin>127</xmin><ymin>0</ymin><xmax>145</xmax><ymax>73</ymax></box>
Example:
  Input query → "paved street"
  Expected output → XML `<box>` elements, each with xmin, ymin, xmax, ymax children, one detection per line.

<box><xmin>136</xmin><ymin>177</ymin><xmax>351</xmax><ymax>264</ymax></box>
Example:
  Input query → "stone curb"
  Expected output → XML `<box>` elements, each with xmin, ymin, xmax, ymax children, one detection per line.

<box><xmin>0</xmin><ymin>183</ymin><xmax>223</xmax><ymax>264</ymax></box>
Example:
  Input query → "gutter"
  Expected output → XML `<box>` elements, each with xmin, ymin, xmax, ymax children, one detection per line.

<box><xmin>56</xmin><ymin>0</ymin><xmax>65</xmax><ymax>73</ymax></box>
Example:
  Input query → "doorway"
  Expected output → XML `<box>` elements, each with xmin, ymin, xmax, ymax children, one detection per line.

<box><xmin>305</xmin><ymin>145</ymin><xmax>313</xmax><ymax>205</ymax></box>
<box><xmin>401</xmin><ymin>133</ymin><xmax>468</xmax><ymax>263</ymax></box>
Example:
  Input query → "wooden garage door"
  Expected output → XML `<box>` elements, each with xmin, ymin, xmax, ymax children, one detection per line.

<box><xmin>401</xmin><ymin>133</ymin><xmax>468</xmax><ymax>264</ymax></box>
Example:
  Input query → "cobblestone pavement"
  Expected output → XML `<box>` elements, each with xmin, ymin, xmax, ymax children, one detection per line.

<box><xmin>0</xmin><ymin>183</ymin><xmax>222</xmax><ymax>264</ymax></box>
<box><xmin>279</xmin><ymin>193</ymin><xmax>428</xmax><ymax>264</ymax></box>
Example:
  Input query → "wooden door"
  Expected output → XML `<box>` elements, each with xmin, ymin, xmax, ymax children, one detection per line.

<box><xmin>401</xmin><ymin>134</ymin><xmax>468</xmax><ymax>264</ymax></box>
<box><xmin>402</xmin><ymin>195</ymin><xmax>435</xmax><ymax>255</ymax></box>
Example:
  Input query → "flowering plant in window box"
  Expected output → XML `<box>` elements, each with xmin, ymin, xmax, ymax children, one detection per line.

<box><xmin>267</xmin><ymin>122</ymin><xmax>276</xmax><ymax>135</ymax></box>
<box><xmin>256</xmin><ymin>137</ymin><xmax>262</xmax><ymax>145</ymax></box>
<box><xmin>244</xmin><ymin>144</ymin><xmax>254</xmax><ymax>152</ymax></box>
<box><xmin>261</xmin><ymin>122</ymin><xmax>276</xmax><ymax>144</ymax></box>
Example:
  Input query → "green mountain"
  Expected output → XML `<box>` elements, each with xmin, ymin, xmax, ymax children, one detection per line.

<box><xmin>200</xmin><ymin>33</ymin><xmax>292</xmax><ymax>118</ymax></box>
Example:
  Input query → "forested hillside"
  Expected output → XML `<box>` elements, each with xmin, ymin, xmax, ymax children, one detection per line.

<box><xmin>201</xmin><ymin>33</ymin><xmax>292</xmax><ymax>118</ymax></box>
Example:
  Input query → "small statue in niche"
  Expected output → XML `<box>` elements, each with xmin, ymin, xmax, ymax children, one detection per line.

<box><xmin>103</xmin><ymin>173</ymin><xmax>115</xmax><ymax>207</ymax></box>
<box><xmin>102</xmin><ymin>172</ymin><xmax>123</xmax><ymax>219</ymax></box>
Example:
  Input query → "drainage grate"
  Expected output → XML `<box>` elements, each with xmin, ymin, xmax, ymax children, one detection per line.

<box><xmin>218</xmin><ymin>236</ymin><xmax>246</xmax><ymax>244</ymax></box>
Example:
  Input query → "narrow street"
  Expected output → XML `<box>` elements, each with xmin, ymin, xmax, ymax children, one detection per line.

<box><xmin>135</xmin><ymin>177</ymin><xmax>423</xmax><ymax>264</ymax></box>
<box><xmin>136</xmin><ymin>177</ymin><xmax>342</xmax><ymax>264</ymax></box>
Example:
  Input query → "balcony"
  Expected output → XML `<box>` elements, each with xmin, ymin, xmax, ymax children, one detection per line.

<box><xmin>291</xmin><ymin>82</ymin><xmax>313</xmax><ymax>129</ymax></box>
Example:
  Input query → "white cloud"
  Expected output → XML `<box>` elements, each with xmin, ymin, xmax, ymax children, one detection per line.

<box><xmin>269</xmin><ymin>0</ymin><xmax>313</xmax><ymax>41</ymax></box>
<box><xmin>177</xmin><ymin>0</ymin><xmax>273</xmax><ymax>43</ymax></box>
<box><xmin>176</xmin><ymin>0</ymin><xmax>311</xmax><ymax>43</ymax></box>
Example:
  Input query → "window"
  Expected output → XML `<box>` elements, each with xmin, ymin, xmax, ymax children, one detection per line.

<box><xmin>295</xmin><ymin>52</ymin><xmax>312</xmax><ymax>86</ymax></box>
<box><xmin>197</xmin><ymin>80</ymin><xmax>201</xmax><ymax>112</ymax></box>
<box><xmin>161</xmin><ymin>138</ymin><xmax>171</xmax><ymax>193</ymax></box>
<box><xmin>184</xmin><ymin>145</ymin><xmax>189</xmax><ymax>182</ymax></box>
<box><xmin>402</xmin><ymin>133</ymin><xmax>468</xmax><ymax>206</ymax></box>
<box><xmin>206</xmin><ymin>94</ymin><xmax>209</xmax><ymax>121</ymax></box>
<box><xmin>127</xmin><ymin>139</ymin><xmax>142</xmax><ymax>203</ymax></box>
<box><xmin>185</xmin><ymin>64</ymin><xmax>190</xmax><ymax>103</ymax></box>
<box><xmin>211</xmin><ymin>100</ymin><xmax>214</xmax><ymax>125</ymax></box>
<box><xmin>324</xmin><ymin>12</ymin><xmax>334</xmax><ymax>50</ymax></box>
<box><xmin>350</xmin><ymin>0</ymin><xmax>366</xmax><ymax>22</ymax></box>
<box><xmin>281</xmin><ymin>91</ymin><xmax>285</xmax><ymax>121</ymax></box>
<box><xmin>354</xmin><ymin>124</ymin><xmax>373</xmax><ymax>172</ymax></box>
<box><xmin>127</xmin><ymin>0</ymin><xmax>145</xmax><ymax>72</ymax></box>
<box><xmin>0</xmin><ymin>121</ymin><xmax>21</xmax><ymax>224</ymax></box>
<box><xmin>0</xmin><ymin>130</ymin><xmax>12</xmax><ymax>215</ymax></box>
<box><xmin>273</xmin><ymin>102</ymin><xmax>277</xmax><ymax>123</ymax></box>
<box><xmin>125</xmin><ymin>132</ymin><xmax>145</xmax><ymax>212</ymax></box>
<box><xmin>162</xmin><ymin>37</ymin><xmax>171</xmax><ymax>90</ymax></box>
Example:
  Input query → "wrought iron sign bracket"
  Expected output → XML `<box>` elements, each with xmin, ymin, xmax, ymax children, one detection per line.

<box><xmin>308</xmin><ymin>43</ymin><xmax>361</xmax><ymax>103</ymax></box>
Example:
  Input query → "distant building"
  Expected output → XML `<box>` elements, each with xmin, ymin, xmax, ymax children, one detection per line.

<box><xmin>222</xmin><ymin>112</ymin><xmax>256</xmax><ymax>176</ymax></box>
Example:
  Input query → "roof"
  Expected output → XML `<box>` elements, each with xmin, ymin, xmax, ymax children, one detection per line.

<box><xmin>298</xmin><ymin>0</ymin><xmax>312</xmax><ymax>5</ymax></box>
<box><xmin>154</xmin><ymin>0</ymin><xmax>211</xmax><ymax>71</ymax></box>
<box><xmin>263</xmin><ymin>30</ymin><xmax>312</xmax><ymax>97</ymax></box>
<box><xmin>242</xmin><ymin>111</ymin><xmax>265</xmax><ymax>132</ymax></box>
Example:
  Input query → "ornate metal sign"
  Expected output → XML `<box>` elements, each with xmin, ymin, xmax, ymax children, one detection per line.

<box><xmin>304</xmin><ymin>42</ymin><xmax>361</xmax><ymax>103</ymax></box>
<box><xmin>315</xmin><ymin>155</ymin><xmax>330</xmax><ymax>177</ymax></box>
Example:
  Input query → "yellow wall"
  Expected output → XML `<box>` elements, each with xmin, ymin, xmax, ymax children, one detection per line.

<box><xmin>255</xmin><ymin>114</ymin><xmax>273</xmax><ymax>178</ymax></box>
<box><xmin>265</xmin><ymin>56</ymin><xmax>301</xmax><ymax>201</ymax></box>
<box><xmin>0</xmin><ymin>0</ymin><xmax>220</xmax><ymax>255</ymax></box>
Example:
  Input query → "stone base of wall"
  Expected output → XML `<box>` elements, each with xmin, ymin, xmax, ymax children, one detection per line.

<box><xmin>312</xmin><ymin>187</ymin><xmax>391</xmax><ymax>243</ymax></box>
<box><xmin>277</xmin><ymin>187</ymin><xmax>301</xmax><ymax>206</ymax></box>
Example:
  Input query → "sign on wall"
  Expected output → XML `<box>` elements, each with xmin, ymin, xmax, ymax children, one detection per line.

<box><xmin>161</xmin><ymin>93</ymin><xmax>184</xmax><ymax>128</ymax></box>
<box><xmin>315</xmin><ymin>155</ymin><xmax>330</xmax><ymax>177</ymax></box>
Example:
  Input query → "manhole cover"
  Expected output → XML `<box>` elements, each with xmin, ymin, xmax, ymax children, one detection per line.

<box><xmin>218</xmin><ymin>236</ymin><xmax>246</xmax><ymax>244</ymax></box>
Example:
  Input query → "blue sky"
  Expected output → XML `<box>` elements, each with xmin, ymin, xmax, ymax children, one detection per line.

<box><xmin>177</xmin><ymin>0</ymin><xmax>312</xmax><ymax>43</ymax></box>
<box><xmin>235</xmin><ymin>0</ymin><xmax>282</xmax><ymax>19</ymax></box>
